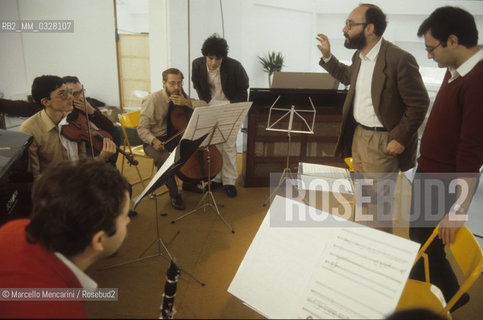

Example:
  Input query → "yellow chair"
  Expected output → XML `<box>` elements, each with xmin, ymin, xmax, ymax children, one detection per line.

<box><xmin>397</xmin><ymin>225</ymin><xmax>483</xmax><ymax>317</ymax></box>
<box><xmin>344</xmin><ymin>157</ymin><xmax>354</xmax><ymax>172</ymax></box>
<box><xmin>119</xmin><ymin>110</ymin><xmax>154</xmax><ymax>188</ymax></box>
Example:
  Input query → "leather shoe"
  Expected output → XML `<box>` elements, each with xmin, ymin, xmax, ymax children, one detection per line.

<box><xmin>224</xmin><ymin>185</ymin><xmax>237</xmax><ymax>197</ymax></box>
<box><xmin>171</xmin><ymin>195</ymin><xmax>186</xmax><ymax>210</ymax></box>
<box><xmin>208</xmin><ymin>181</ymin><xmax>223</xmax><ymax>191</ymax></box>
<box><xmin>450</xmin><ymin>293</ymin><xmax>470</xmax><ymax>313</ymax></box>
<box><xmin>128</xmin><ymin>210</ymin><xmax>138</xmax><ymax>218</ymax></box>
<box><xmin>182</xmin><ymin>183</ymin><xmax>204</xmax><ymax>194</ymax></box>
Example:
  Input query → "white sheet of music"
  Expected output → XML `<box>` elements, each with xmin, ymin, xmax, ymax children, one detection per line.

<box><xmin>298</xmin><ymin>162</ymin><xmax>353</xmax><ymax>194</ymax></box>
<box><xmin>228</xmin><ymin>196</ymin><xmax>419</xmax><ymax>319</ymax></box>
<box><xmin>182</xmin><ymin>102</ymin><xmax>252</xmax><ymax>147</ymax></box>
<box><xmin>132</xmin><ymin>148</ymin><xmax>176</xmax><ymax>206</ymax></box>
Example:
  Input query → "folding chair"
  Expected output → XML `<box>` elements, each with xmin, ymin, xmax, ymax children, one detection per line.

<box><xmin>397</xmin><ymin>225</ymin><xmax>483</xmax><ymax>318</ymax></box>
<box><xmin>119</xmin><ymin>110</ymin><xmax>154</xmax><ymax>188</ymax></box>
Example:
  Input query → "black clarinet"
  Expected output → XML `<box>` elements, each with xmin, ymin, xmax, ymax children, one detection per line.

<box><xmin>160</xmin><ymin>259</ymin><xmax>180</xmax><ymax>319</ymax></box>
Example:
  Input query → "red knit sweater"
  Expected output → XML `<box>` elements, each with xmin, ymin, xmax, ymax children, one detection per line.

<box><xmin>0</xmin><ymin>219</ymin><xmax>87</xmax><ymax>319</ymax></box>
<box><xmin>418</xmin><ymin>61</ymin><xmax>483</xmax><ymax>173</ymax></box>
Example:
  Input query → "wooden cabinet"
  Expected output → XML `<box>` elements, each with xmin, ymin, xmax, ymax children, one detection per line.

<box><xmin>242</xmin><ymin>88</ymin><xmax>347</xmax><ymax>187</ymax></box>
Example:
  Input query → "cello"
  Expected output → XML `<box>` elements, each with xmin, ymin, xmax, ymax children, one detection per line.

<box><xmin>165</xmin><ymin>102</ymin><xmax>222</xmax><ymax>183</ymax></box>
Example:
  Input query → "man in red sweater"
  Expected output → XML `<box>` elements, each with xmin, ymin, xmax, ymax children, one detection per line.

<box><xmin>409</xmin><ymin>6</ymin><xmax>483</xmax><ymax>312</ymax></box>
<box><xmin>0</xmin><ymin>160</ymin><xmax>131</xmax><ymax>318</ymax></box>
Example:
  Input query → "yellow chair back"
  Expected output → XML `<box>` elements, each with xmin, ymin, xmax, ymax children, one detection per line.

<box><xmin>119</xmin><ymin>110</ymin><xmax>141</xmax><ymax>128</ymax></box>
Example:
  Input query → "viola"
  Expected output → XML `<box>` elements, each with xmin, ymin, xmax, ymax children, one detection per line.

<box><xmin>61</xmin><ymin>109</ymin><xmax>138</xmax><ymax>166</ymax></box>
<box><xmin>166</xmin><ymin>102</ymin><xmax>222</xmax><ymax>183</ymax></box>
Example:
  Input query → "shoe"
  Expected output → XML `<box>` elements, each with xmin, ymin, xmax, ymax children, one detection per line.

<box><xmin>171</xmin><ymin>195</ymin><xmax>186</xmax><ymax>210</ymax></box>
<box><xmin>208</xmin><ymin>181</ymin><xmax>223</xmax><ymax>191</ymax></box>
<box><xmin>224</xmin><ymin>185</ymin><xmax>237</xmax><ymax>197</ymax></box>
<box><xmin>450</xmin><ymin>293</ymin><xmax>470</xmax><ymax>313</ymax></box>
<box><xmin>182</xmin><ymin>183</ymin><xmax>204</xmax><ymax>194</ymax></box>
<box><xmin>128</xmin><ymin>210</ymin><xmax>138</xmax><ymax>218</ymax></box>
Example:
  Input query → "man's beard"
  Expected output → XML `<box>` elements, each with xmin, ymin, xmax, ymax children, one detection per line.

<box><xmin>167</xmin><ymin>88</ymin><xmax>180</xmax><ymax>97</ymax></box>
<box><xmin>344</xmin><ymin>30</ymin><xmax>366</xmax><ymax>50</ymax></box>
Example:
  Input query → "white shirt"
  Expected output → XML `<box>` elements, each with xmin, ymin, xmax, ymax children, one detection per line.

<box><xmin>353</xmin><ymin>38</ymin><xmax>384</xmax><ymax>127</ymax></box>
<box><xmin>448</xmin><ymin>48</ymin><xmax>483</xmax><ymax>83</ymax></box>
<box><xmin>54</xmin><ymin>252</ymin><xmax>98</xmax><ymax>289</ymax></box>
<box><xmin>58</xmin><ymin>116</ymin><xmax>81</xmax><ymax>161</ymax></box>
<box><xmin>206</xmin><ymin>64</ymin><xmax>228</xmax><ymax>103</ymax></box>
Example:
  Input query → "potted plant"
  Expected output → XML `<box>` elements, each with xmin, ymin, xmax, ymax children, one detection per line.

<box><xmin>257</xmin><ymin>51</ymin><xmax>284</xmax><ymax>87</ymax></box>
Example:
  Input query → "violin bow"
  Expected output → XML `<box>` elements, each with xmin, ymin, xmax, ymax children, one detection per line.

<box><xmin>80</xmin><ymin>84</ymin><xmax>96</xmax><ymax>159</ymax></box>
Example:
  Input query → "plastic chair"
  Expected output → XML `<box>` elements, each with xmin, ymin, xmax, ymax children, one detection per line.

<box><xmin>397</xmin><ymin>225</ymin><xmax>483</xmax><ymax>317</ymax></box>
<box><xmin>119</xmin><ymin>110</ymin><xmax>154</xmax><ymax>188</ymax></box>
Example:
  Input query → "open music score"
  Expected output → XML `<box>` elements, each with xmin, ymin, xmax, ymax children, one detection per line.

<box><xmin>298</xmin><ymin>162</ymin><xmax>354</xmax><ymax>195</ymax></box>
<box><xmin>182</xmin><ymin>102</ymin><xmax>252</xmax><ymax>147</ymax></box>
<box><xmin>228</xmin><ymin>196</ymin><xmax>420</xmax><ymax>319</ymax></box>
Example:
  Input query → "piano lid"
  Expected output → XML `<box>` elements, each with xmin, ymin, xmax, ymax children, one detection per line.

<box><xmin>0</xmin><ymin>129</ymin><xmax>33</xmax><ymax>179</ymax></box>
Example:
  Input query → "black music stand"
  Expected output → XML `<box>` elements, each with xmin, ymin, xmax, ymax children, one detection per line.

<box><xmin>99</xmin><ymin>137</ymin><xmax>206</xmax><ymax>286</ymax></box>
<box><xmin>169</xmin><ymin>102</ymin><xmax>252</xmax><ymax>233</ymax></box>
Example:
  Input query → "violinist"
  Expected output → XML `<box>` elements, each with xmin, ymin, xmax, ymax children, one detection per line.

<box><xmin>138</xmin><ymin>68</ymin><xmax>207</xmax><ymax>210</ymax></box>
<box><xmin>63</xmin><ymin>76</ymin><xmax>123</xmax><ymax>165</ymax></box>
<box><xmin>19</xmin><ymin>75</ymin><xmax>116</xmax><ymax>180</ymax></box>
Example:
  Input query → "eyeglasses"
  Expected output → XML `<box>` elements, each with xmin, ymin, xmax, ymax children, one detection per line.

<box><xmin>425</xmin><ymin>42</ymin><xmax>442</xmax><ymax>54</ymax></box>
<box><xmin>71</xmin><ymin>88</ymin><xmax>85</xmax><ymax>98</ymax></box>
<box><xmin>53</xmin><ymin>89</ymin><xmax>71</xmax><ymax>100</ymax></box>
<box><xmin>345</xmin><ymin>20</ymin><xmax>367</xmax><ymax>30</ymax></box>
<box><xmin>167</xmin><ymin>81</ymin><xmax>183</xmax><ymax>87</ymax></box>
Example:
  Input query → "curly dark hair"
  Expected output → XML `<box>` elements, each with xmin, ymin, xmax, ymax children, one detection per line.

<box><xmin>201</xmin><ymin>34</ymin><xmax>229</xmax><ymax>58</ymax></box>
<box><xmin>26</xmin><ymin>159</ymin><xmax>131</xmax><ymax>257</ymax></box>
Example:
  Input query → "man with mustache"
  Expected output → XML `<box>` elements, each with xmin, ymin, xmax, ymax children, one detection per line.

<box><xmin>316</xmin><ymin>4</ymin><xmax>429</xmax><ymax>232</ymax></box>
<box><xmin>137</xmin><ymin>68</ymin><xmax>206</xmax><ymax>210</ymax></box>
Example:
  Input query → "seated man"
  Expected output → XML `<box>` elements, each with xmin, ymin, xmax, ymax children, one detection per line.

<box><xmin>63</xmin><ymin>76</ymin><xmax>123</xmax><ymax>165</ymax></box>
<box><xmin>19</xmin><ymin>75</ymin><xmax>116</xmax><ymax>180</ymax></box>
<box><xmin>137</xmin><ymin>68</ymin><xmax>207</xmax><ymax>210</ymax></box>
<box><xmin>0</xmin><ymin>159</ymin><xmax>131</xmax><ymax>318</ymax></box>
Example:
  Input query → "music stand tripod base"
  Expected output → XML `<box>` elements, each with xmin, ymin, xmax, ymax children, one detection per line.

<box><xmin>98</xmin><ymin>191</ymin><xmax>205</xmax><ymax>286</ymax></box>
<box><xmin>171</xmin><ymin>147</ymin><xmax>235</xmax><ymax>233</ymax></box>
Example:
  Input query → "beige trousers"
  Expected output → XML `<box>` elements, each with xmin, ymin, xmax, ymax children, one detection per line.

<box><xmin>351</xmin><ymin>125</ymin><xmax>399</xmax><ymax>233</ymax></box>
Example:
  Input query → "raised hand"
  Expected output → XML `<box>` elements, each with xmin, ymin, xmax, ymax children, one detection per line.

<box><xmin>316</xmin><ymin>33</ymin><xmax>332</xmax><ymax>59</ymax></box>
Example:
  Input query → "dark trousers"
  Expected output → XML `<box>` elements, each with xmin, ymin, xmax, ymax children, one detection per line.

<box><xmin>143</xmin><ymin>137</ymin><xmax>179</xmax><ymax>199</ymax></box>
<box><xmin>408</xmin><ymin>170</ymin><xmax>459</xmax><ymax>302</ymax></box>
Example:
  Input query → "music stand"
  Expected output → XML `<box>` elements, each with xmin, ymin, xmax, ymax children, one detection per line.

<box><xmin>262</xmin><ymin>96</ymin><xmax>316</xmax><ymax>207</ymax></box>
<box><xmin>100</xmin><ymin>138</ymin><xmax>206</xmax><ymax>286</ymax></box>
<box><xmin>170</xmin><ymin>102</ymin><xmax>252</xmax><ymax>233</ymax></box>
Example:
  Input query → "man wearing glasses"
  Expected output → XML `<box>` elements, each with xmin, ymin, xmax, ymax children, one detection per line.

<box><xmin>19</xmin><ymin>75</ymin><xmax>116</xmax><ymax>180</ymax></box>
<box><xmin>63</xmin><ymin>76</ymin><xmax>122</xmax><ymax>165</ymax></box>
<box><xmin>316</xmin><ymin>4</ymin><xmax>429</xmax><ymax>232</ymax></box>
<box><xmin>138</xmin><ymin>68</ymin><xmax>206</xmax><ymax>210</ymax></box>
<box><xmin>409</xmin><ymin>7</ymin><xmax>483</xmax><ymax>311</ymax></box>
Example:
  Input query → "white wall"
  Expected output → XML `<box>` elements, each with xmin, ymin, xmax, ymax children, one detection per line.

<box><xmin>144</xmin><ymin>0</ymin><xmax>483</xmax><ymax>97</ymax></box>
<box><xmin>0</xmin><ymin>0</ymin><xmax>119</xmax><ymax>106</ymax></box>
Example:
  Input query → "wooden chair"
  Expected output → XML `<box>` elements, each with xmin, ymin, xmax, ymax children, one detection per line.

<box><xmin>397</xmin><ymin>225</ymin><xmax>483</xmax><ymax>318</ymax></box>
<box><xmin>119</xmin><ymin>110</ymin><xmax>154</xmax><ymax>188</ymax></box>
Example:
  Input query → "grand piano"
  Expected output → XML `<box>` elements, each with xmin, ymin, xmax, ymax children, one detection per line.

<box><xmin>242</xmin><ymin>88</ymin><xmax>347</xmax><ymax>187</ymax></box>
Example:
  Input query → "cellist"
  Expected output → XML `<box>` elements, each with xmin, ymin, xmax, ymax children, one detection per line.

<box><xmin>137</xmin><ymin>68</ymin><xmax>207</xmax><ymax>210</ymax></box>
<box><xmin>19</xmin><ymin>75</ymin><xmax>116</xmax><ymax>180</ymax></box>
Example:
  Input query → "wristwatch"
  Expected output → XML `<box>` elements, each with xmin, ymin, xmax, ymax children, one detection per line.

<box><xmin>452</xmin><ymin>203</ymin><xmax>468</xmax><ymax>213</ymax></box>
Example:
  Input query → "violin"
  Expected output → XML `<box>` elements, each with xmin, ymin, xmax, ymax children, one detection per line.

<box><xmin>166</xmin><ymin>102</ymin><xmax>222</xmax><ymax>183</ymax></box>
<box><xmin>61</xmin><ymin>108</ymin><xmax>138</xmax><ymax>166</ymax></box>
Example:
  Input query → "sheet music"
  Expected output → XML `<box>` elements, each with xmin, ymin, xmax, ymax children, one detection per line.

<box><xmin>228</xmin><ymin>196</ymin><xmax>419</xmax><ymax>319</ymax></box>
<box><xmin>132</xmin><ymin>149</ymin><xmax>176</xmax><ymax>206</ymax></box>
<box><xmin>298</xmin><ymin>162</ymin><xmax>353</xmax><ymax>194</ymax></box>
<box><xmin>297</xmin><ymin>228</ymin><xmax>419</xmax><ymax>319</ymax></box>
<box><xmin>182</xmin><ymin>102</ymin><xmax>252</xmax><ymax>147</ymax></box>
